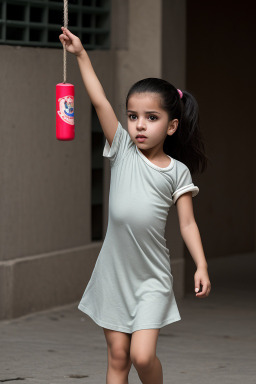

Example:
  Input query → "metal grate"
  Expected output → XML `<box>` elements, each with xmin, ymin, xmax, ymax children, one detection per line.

<box><xmin>0</xmin><ymin>0</ymin><xmax>110</xmax><ymax>50</ymax></box>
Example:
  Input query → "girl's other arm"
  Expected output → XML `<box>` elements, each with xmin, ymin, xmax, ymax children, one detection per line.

<box><xmin>176</xmin><ymin>192</ymin><xmax>211</xmax><ymax>298</ymax></box>
<box><xmin>60</xmin><ymin>27</ymin><xmax>118</xmax><ymax>146</ymax></box>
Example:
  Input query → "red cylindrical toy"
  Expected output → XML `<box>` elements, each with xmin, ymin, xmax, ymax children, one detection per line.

<box><xmin>56</xmin><ymin>83</ymin><xmax>75</xmax><ymax>140</ymax></box>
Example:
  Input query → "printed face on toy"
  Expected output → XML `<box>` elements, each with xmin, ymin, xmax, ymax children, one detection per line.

<box><xmin>127</xmin><ymin>92</ymin><xmax>178</xmax><ymax>154</ymax></box>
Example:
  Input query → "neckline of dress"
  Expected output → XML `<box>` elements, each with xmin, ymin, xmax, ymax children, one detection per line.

<box><xmin>136</xmin><ymin>146</ymin><xmax>175</xmax><ymax>172</ymax></box>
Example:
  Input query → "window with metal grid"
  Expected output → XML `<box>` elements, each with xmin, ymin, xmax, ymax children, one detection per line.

<box><xmin>0</xmin><ymin>0</ymin><xmax>110</xmax><ymax>50</ymax></box>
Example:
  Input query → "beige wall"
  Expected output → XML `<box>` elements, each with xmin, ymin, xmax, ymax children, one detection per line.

<box><xmin>0</xmin><ymin>47</ymin><xmax>113</xmax><ymax>319</ymax></box>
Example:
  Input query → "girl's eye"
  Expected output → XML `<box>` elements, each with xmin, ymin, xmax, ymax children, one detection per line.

<box><xmin>128</xmin><ymin>114</ymin><xmax>137</xmax><ymax>120</ymax></box>
<box><xmin>148</xmin><ymin>115</ymin><xmax>158</xmax><ymax>121</ymax></box>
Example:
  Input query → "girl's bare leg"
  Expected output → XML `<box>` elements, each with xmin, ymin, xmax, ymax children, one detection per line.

<box><xmin>103</xmin><ymin>328</ymin><xmax>132</xmax><ymax>384</ymax></box>
<box><xmin>130</xmin><ymin>329</ymin><xmax>163</xmax><ymax>384</ymax></box>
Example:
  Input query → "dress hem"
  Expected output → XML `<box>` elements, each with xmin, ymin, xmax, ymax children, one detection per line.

<box><xmin>78</xmin><ymin>303</ymin><xmax>181</xmax><ymax>334</ymax></box>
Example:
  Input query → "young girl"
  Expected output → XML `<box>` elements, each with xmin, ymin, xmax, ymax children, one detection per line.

<box><xmin>59</xmin><ymin>27</ymin><xmax>211</xmax><ymax>384</ymax></box>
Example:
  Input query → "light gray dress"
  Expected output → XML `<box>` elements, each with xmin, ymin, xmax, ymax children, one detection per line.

<box><xmin>78</xmin><ymin>122</ymin><xmax>199</xmax><ymax>333</ymax></box>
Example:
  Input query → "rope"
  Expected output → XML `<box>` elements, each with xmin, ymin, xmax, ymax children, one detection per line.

<box><xmin>63</xmin><ymin>0</ymin><xmax>68</xmax><ymax>84</ymax></box>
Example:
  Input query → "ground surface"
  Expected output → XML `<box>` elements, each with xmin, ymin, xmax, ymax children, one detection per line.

<box><xmin>1</xmin><ymin>253</ymin><xmax>255</xmax><ymax>384</ymax></box>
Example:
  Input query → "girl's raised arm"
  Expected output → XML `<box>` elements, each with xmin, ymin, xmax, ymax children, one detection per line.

<box><xmin>59</xmin><ymin>27</ymin><xmax>118</xmax><ymax>146</ymax></box>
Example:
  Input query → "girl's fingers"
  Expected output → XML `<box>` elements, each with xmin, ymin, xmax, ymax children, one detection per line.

<box><xmin>196</xmin><ymin>282</ymin><xmax>211</xmax><ymax>298</ymax></box>
<box><xmin>59</xmin><ymin>35</ymin><xmax>71</xmax><ymax>49</ymax></box>
<box><xmin>194</xmin><ymin>276</ymin><xmax>200</xmax><ymax>293</ymax></box>
<box><xmin>202</xmin><ymin>282</ymin><xmax>208</xmax><ymax>295</ymax></box>
<box><xmin>60</xmin><ymin>34</ymin><xmax>68</xmax><ymax>41</ymax></box>
<box><xmin>61</xmin><ymin>27</ymin><xmax>74</xmax><ymax>39</ymax></box>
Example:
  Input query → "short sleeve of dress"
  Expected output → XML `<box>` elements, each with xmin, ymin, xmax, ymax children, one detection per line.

<box><xmin>103</xmin><ymin>121</ymin><xmax>133</xmax><ymax>166</ymax></box>
<box><xmin>172</xmin><ymin>164</ymin><xmax>199</xmax><ymax>204</ymax></box>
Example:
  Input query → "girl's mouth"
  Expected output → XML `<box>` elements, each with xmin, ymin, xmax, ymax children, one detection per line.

<box><xmin>136</xmin><ymin>135</ymin><xmax>147</xmax><ymax>143</ymax></box>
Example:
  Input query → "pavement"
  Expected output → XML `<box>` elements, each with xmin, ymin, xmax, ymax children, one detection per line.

<box><xmin>0</xmin><ymin>252</ymin><xmax>255</xmax><ymax>384</ymax></box>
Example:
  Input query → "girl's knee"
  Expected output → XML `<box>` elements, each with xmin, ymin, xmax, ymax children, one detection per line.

<box><xmin>108</xmin><ymin>346</ymin><xmax>131</xmax><ymax>371</ymax></box>
<box><xmin>130</xmin><ymin>351</ymin><xmax>155</xmax><ymax>371</ymax></box>
<box><xmin>103</xmin><ymin>328</ymin><xmax>131</xmax><ymax>371</ymax></box>
<box><xmin>130</xmin><ymin>329</ymin><xmax>159</xmax><ymax>370</ymax></box>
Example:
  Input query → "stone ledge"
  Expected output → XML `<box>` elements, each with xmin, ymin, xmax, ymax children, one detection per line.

<box><xmin>0</xmin><ymin>242</ymin><xmax>102</xmax><ymax>320</ymax></box>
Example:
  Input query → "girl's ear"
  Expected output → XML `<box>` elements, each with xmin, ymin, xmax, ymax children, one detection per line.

<box><xmin>167</xmin><ymin>119</ymin><xmax>179</xmax><ymax>136</ymax></box>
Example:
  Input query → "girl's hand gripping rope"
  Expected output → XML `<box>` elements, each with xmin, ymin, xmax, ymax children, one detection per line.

<box><xmin>59</xmin><ymin>27</ymin><xmax>85</xmax><ymax>58</ymax></box>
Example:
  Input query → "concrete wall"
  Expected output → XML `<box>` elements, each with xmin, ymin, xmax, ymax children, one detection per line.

<box><xmin>0</xmin><ymin>46</ymin><xmax>114</xmax><ymax>319</ymax></box>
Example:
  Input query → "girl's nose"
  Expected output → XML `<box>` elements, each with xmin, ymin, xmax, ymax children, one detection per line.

<box><xmin>136</xmin><ymin>117</ymin><xmax>146</xmax><ymax>129</ymax></box>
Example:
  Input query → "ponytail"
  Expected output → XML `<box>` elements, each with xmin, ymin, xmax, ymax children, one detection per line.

<box><xmin>163</xmin><ymin>90</ymin><xmax>208</xmax><ymax>174</ymax></box>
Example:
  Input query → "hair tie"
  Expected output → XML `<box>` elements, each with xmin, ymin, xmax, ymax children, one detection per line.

<box><xmin>177</xmin><ymin>89</ymin><xmax>183</xmax><ymax>99</ymax></box>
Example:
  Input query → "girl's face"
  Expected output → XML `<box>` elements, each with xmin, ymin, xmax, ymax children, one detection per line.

<box><xmin>126</xmin><ymin>92</ymin><xmax>178</xmax><ymax>153</ymax></box>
